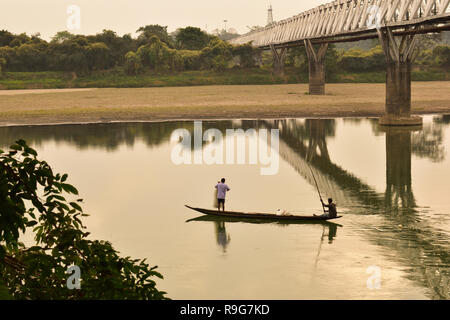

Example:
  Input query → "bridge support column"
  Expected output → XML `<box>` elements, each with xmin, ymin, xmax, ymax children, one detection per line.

<box><xmin>304</xmin><ymin>40</ymin><xmax>328</xmax><ymax>95</ymax></box>
<box><xmin>378</xmin><ymin>28</ymin><xmax>422</xmax><ymax>126</ymax></box>
<box><xmin>270</xmin><ymin>45</ymin><xmax>287</xmax><ymax>77</ymax></box>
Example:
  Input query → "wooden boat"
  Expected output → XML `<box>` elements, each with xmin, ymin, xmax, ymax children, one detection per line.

<box><xmin>186</xmin><ymin>214</ymin><xmax>343</xmax><ymax>227</ymax></box>
<box><xmin>185</xmin><ymin>205</ymin><xmax>342</xmax><ymax>222</ymax></box>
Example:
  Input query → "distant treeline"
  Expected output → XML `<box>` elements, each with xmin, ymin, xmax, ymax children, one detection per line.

<box><xmin>286</xmin><ymin>35</ymin><xmax>450</xmax><ymax>76</ymax></box>
<box><xmin>0</xmin><ymin>26</ymin><xmax>256</xmax><ymax>75</ymax></box>
<box><xmin>0</xmin><ymin>26</ymin><xmax>448</xmax><ymax>77</ymax></box>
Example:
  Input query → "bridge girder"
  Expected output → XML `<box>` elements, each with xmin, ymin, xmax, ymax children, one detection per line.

<box><xmin>231</xmin><ymin>0</ymin><xmax>450</xmax><ymax>49</ymax></box>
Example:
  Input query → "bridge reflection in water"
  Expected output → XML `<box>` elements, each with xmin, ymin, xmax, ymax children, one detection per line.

<box><xmin>0</xmin><ymin>117</ymin><xmax>448</xmax><ymax>298</ymax></box>
<box><xmin>259</xmin><ymin>118</ymin><xmax>449</xmax><ymax>299</ymax></box>
<box><xmin>383</xmin><ymin>126</ymin><xmax>419</xmax><ymax>211</ymax></box>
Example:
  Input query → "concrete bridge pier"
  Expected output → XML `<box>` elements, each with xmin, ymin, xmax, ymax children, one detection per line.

<box><xmin>270</xmin><ymin>45</ymin><xmax>287</xmax><ymax>77</ymax></box>
<box><xmin>304</xmin><ymin>40</ymin><xmax>328</xmax><ymax>95</ymax></box>
<box><xmin>378</xmin><ymin>28</ymin><xmax>422</xmax><ymax>126</ymax></box>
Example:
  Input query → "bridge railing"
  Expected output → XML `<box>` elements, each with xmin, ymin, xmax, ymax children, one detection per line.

<box><xmin>231</xmin><ymin>0</ymin><xmax>450</xmax><ymax>47</ymax></box>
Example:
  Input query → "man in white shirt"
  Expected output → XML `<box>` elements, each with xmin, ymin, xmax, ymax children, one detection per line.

<box><xmin>215</xmin><ymin>178</ymin><xmax>231</xmax><ymax>212</ymax></box>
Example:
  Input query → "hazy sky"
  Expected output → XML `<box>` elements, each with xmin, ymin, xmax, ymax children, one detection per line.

<box><xmin>0</xmin><ymin>0</ymin><xmax>326</xmax><ymax>40</ymax></box>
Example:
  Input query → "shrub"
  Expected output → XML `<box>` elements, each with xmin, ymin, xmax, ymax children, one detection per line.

<box><xmin>124</xmin><ymin>51</ymin><xmax>143</xmax><ymax>75</ymax></box>
<box><xmin>0</xmin><ymin>57</ymin><xmax>6</xmax><ymax>74</ymax></box>
<box><xmin>179</xmin><ymin>50</ymin><xmax>202</xmax><ymax>70</ymax></box>
<box><xmin>338</xmin><ymin>46</ymin><xmax>385</xmax><ymax>72</ymax></box>
<box><xmin>0</xmin><ymin>140</ymin><xmax>168</xmax><ymax>300</ymax></box>
<box><xmin>432</xmin><ymin>45</ymin><xmax>450</xmax><ymax>68</ymax></box>
<box><xmin>232</xmin><ymin>43</ymin><xmax>260</xmax><ymax>68</ymax></box>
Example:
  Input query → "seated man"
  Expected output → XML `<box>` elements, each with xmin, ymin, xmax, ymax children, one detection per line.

<box><xmin>321</xmin><ymin>198</ymin><xmax>337</xmax><ymax>218</ymax></box>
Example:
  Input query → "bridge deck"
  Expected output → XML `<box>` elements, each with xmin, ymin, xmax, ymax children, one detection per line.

<box><xmin>231</xmin><ymin>0</ymin><xmax>450</xmax><ymax>48</ymax></box>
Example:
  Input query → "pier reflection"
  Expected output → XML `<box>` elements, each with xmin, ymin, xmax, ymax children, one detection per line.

<box><xmin>382</xmin><ymin>126</ymin><xmax>420</xmax><ymax>211</ymax></box>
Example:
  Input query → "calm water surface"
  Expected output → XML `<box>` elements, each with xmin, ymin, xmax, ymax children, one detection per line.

<box><xmin>1</xmin><ymin>116</ymin><xmax>449</xmax><ymax>299</ymax></box>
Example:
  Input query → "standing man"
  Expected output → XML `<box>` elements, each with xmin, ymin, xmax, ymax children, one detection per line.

<box><xmin>215</xmin><ymin>178</ymin><xmax>231</xmax><ymax>212</ymax></box>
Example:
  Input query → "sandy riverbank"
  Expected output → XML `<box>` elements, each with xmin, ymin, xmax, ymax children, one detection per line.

<box><xmin>0</xmin><ymin>82</ymin><xmax>449</xmax><ymax>126</ymax></box>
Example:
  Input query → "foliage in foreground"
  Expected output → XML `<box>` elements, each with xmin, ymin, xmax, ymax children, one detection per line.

<box><xmin>0</xmin><ymin>140</ymin><xmax>167</xmax><ymax>299</ymax></box>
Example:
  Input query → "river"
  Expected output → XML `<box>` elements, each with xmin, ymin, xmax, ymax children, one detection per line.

<box><xmin>1</xmin><ymin>115</ymin><xmax>449</xmax><ymax>299</ymax></box>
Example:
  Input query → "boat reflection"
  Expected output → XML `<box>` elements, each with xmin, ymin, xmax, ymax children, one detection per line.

<box><xmin>186</xmin><ymin>215</ymin><xmax>342</xmax><ymax>253</ymax></box>
<box><xmin>187</xmin><ymin>214</ymin><xmax>343</xmax><ymax>227</ymax></box>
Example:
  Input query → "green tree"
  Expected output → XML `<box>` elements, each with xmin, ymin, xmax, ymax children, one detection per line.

<box><xmin>85</xmin><ymin>42</ymin><xmax>113</xmax><ymax>70</ymax></box>
<box><xmin>199</xmin><ymin>38</ymin><xmax>233</xmax><ymax>71</ymax></box>
<box><xmin>176</xmin><ymin>27</ymin><xmax>210</xmax><ymax>50</ymax></box>
<box><xmin>148</xmin><ymin>36</ymin><xmax>171</xmax><ymax>71</ymax></box>
<box><xmin>338</xmin><ymin>45</ymin><xmax>384</xmax><ymax>72</ymax></box>
<box><xmin>286</xmin><ymin>46</ymin><xmax>308</xmax><ymax>71</ymax></box>
<box><xmin>0</xmin><ymin>58</ymin><xmax>6</xmax><ymax>74</ymax></box>
<box><xmin>0</xmin><ymin>47</ymin><xmax>14</xmax><ymax>71</ymax></box>
<box><xmin>88</xmin><ymin>30</ymin><xmax>136</xmax><ymax>66</ymax></box>
<box><xmin>124</xmin><ymin>51</ymin><xmax>143</xmax><ymax>75</ymax></box>
<box><xmin>179</xmin><ymin>50</ymin><xmax>202</xmax><ymax>70</ymax></box>
<box><xmin>49</xmin><ymin>36</ymin><xmax>90</xmax><ymax>74</ymax></box>
<box><xmin>432</xmin><ymin>45</ymin><xmax>450</xmax><ymax>68</ymax></box>
<box><xmin>136</xmin><ymin>45</ymin><xmax>152</xmax><ymax>68</ymax></box>
<box><xmin>15</xmin><ymin>43</ymin><xmax>48</xmax><ymax>72</ymax></box>
<box><xmin>167</xmin><ymin>48</ymin><xmax>184</xmax><ymax>72</ymax></box>
<box><xmin>232</xmin><ymin>43</ymin><xmax>259</xmax><ymax>68</ymax></box>
<box><xmin>51</xmin><ymin>31</ymin><xmax>75</xmax><ymax>44</ymax></box>
<box><xmin>0</xmin><ymin>140</ymin><xmax>168</xmax><ymax>300</ymax></box>
<box><xmin>136</xmin><ymin>36</ymin><xmax>180</xmax><ymax>72</ymax></box>
<box><xmin>324</xmin><ymin>44</ymin><xmax>340</xmax><ymax>78</ymax></box>
<box><xmin>0</xmin><ymin>30</ymin><xmax>14</xmax><ymax>47</ymax></box>
<box><xmin>8</xmin><ymin>33</ymin><xmax>31</xmax><ymax>48</ymax></box>
<box><xmin>137</xmin><ymin>25</ymin><xmax>174</xmax><ymax>48</ymax></box>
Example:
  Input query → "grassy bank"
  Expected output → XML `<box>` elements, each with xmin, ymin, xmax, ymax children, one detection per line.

<box><xmin>0</xmin><ymin>67</ymin><xmax>448</xmax><ymax>90</ymax></box>
<box><xmin>0</xmin><ymin>82</ymin><xmax>449</xmax><ymax>126</ymax></box>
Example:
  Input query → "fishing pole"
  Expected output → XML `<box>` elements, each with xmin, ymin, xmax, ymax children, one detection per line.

<box><xmin>308</xmin><ymin>163</ymin><xmax>326</xmax><ymax>215</ymax></box>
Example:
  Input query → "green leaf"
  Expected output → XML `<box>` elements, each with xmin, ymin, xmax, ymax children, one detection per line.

<box><xmin>10</xmin><ymin>144</ymin><xmax>22</xmax><ymax>151</ymax></box>
<box><xmin>26</xmin><ymin>221</ymin><xmax>38</xmax><ymax>227</ymax></box>
<box><xmin>61</xmin><ymin>183</ymin><xmax>78</xmax><ymax>195</ymax></box>
<box><xmin>70</xmin><ymin>202</ymin><xmax>83</xmax><ymax>212</ymax></box>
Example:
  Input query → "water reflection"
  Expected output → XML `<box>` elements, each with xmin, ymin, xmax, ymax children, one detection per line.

<box><xmin>312</xmin><ymin>224</ymin><xmax>339</xmax><ymax>274</ymax></box>
<box><xmin>382</xmin><ymin>126</ymin><xmax>419</xmax><ymax>212</ymax></box>
<box><xmin>0</xmin><ymin>119</ymin><xmax>447</xmax><ymax>217</ymax></box>
<box><xmin>214</xmin><ymin>221</ymin><xmax>231</xmax><ymax>253</ymax></box>
<box><xmin>266</xmin><ymin>119</ymin><xmax>384</xmax><ymax>209</ymax></box>
<box><xmin>1</xmin><ymin>116</ymin><xmax>449</xmax><ymax>299</ymax></box>
<box><xmin>327</xmin><ymin>223</ymin><xmax>338</xmax><ymax>244</ymax></box>
<box><xmin>262</xmin><ymin>117</ymin><xmax>449</xmax><ymax>299</ymax></box>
